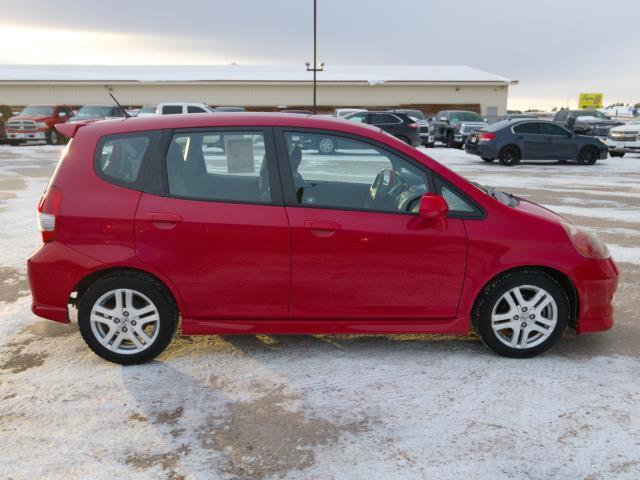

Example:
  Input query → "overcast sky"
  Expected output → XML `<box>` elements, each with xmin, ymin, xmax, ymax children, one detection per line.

<box><xmin>1</xmin><ymin>0</ymin><xmax>638</xmax><ymax>109</ymax></box>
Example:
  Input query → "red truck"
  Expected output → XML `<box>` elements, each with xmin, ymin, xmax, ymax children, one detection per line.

<box><xmin>6</xmin><ymin>104</ymin><xmax>74</xmax><ymax>145</ymax></box>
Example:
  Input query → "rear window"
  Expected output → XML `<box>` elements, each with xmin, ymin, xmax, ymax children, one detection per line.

<box><xmin>95</xmin><ymin>133</ymin><xmax>156</xmax><ymax>186</ymax></box>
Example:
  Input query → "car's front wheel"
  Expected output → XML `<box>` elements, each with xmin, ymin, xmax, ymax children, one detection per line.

<box><xmin>577</xmin><ymin>146</ymin><xmax>599</xmax><ymax>165</ymax></box>
<box><xmin>474</xmin><ymin>271</ymin><xmax>568</xmax><ymax>358</ymax></box>
<box><xmin>78</xmin><ymin>273</ymin><xmax>177</xmax><ymax>365</ymax></box>
<box><xmin>46</xmin><ymin>129</ymin><xmax>60</xmax><ymax>145</ymax></box>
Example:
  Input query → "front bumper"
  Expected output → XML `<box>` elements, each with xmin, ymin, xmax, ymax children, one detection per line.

<box><xmin>28</xmin><ymin>242</ymin><xmax>101</xmax><ymax>323</ymax></box>
<box><xmin>420</xmin><ymin>134</ymin><xmax>435</xmax><ymax>144</ymax></box>
<box><xmin>7</xmin><ymin>129</ymin><xmax>47</xmax><ymax>140</ymax></box>
<box><xmin>606</xmin><ymin>138</ymin><xmax>640</xmax><ymax>154</ymax></box>
<box><xmin>571</xmin><ymin>257</ymin><xmax>619</xmax><ymax>334</ymax></box>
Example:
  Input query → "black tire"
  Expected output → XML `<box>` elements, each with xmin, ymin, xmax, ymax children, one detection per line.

<box><xmin>446</xmin><ymin>132</ymin><xmax>454</xmax><ymax>148</ymax></box>
<box><xmin>396</xmin><ymin>135</ymin><xmax>411</xmax><ymax>145</ymax></box>
<box><xmin>498</xmin><ymin>145</ymin><xmax>521</xmax><ymax>166</ymax></box>
<box><xmin>78</xmin><ymin>272</ymin><xmax>177</xmax><ymax>365</ymax></box>
<box><xmin>9</xmin><ymin>140</ymin><xmax>23</xmax><ymax>147</ymax></box>
<box><xmin>46</xmin><ymin>129</ymin><xmax>60</xmax><ymax>145</ymax></box>
<box><xmin>610</xmin><ymin>151</ymin><xmax>625</xmax><ymax>158</ymax></box>
<box><xmin>481</xmin><ymin>157</ymin><xmax>495</xmax><ymax>163</ymax></box>
<box><xmin>474</xmin><ymin>270</ymin><xmax>569</xmax><ymax>358</ymax></box>
<box><xmin>317</xmin><ymin>136</ymin><xmax>336</xmax><ymax>154</ymax></box>
<box><xmin>424</xmin><ymin>142</ymin><xmax>435</xmax><ymax>148</ymax></box>
<box><xmin>577</xmin><ymin>146</ymin><xmax>599</xmax><ymax>165</ymax></box>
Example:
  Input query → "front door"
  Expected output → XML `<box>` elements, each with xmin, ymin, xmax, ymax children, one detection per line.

<box><xmin>540</xmin><ymin>122</ymin><xmax>578</xmax><ymax>160</ymax></box>
<box><xmin>276</xmin><ymin>129</ymin><xmax>468</xmax><ymax>319</ymax></box>
<box><xmin>135</xmin><ymin>128</ymin><xmax>291</xmax><ymax>319</ymax></box>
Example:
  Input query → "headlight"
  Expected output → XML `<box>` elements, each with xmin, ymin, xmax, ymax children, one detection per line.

<box><xmin>562</xmin><ymin>223</ymin><xmax>610</xmax><ymax>259</ymax></box>
<box><xmin>36</xmin><ymin>122</ymin><xmax>48</xmax><ymax>128</ymax></box>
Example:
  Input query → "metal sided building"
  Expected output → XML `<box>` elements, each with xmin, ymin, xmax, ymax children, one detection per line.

<box><xmin>0</xmin><ymin>64</ymin><xmax>517</xmax><ymax>119</ymax></box>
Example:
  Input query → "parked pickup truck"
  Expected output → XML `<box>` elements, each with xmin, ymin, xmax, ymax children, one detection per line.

<box><xmin>433</xmin><ymin>110</ymin><xmax>488</xmax><ymax>148</ymax></box>
<box><xmin>6</xmin><ymin>104</ymin><xmax>73</xmax><ymax>145</ymax></box>
<box><xmin>605</xmin><ymin>116</ymin><xmax>640</xmax><ymax>157</ymax></box>
<box><xmin>553</xmin><ymin>109</ymin><xmax>623</xmax><ymax>139</ymax></box>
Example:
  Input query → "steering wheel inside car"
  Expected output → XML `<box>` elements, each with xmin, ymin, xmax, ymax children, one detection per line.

<box><xmin>367</xmin><ymin>168</ymin><xmax>399</xmax><ymax>209</ymax></box>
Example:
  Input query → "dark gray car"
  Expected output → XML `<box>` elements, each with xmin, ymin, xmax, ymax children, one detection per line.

<box><xmin>465</xmin><ymin>118</ymin><xmax>609</xmax><ymax>166</ymax></box>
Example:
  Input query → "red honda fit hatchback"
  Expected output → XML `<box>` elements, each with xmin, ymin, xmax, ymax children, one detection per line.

<box><xmin>28</xmin><ymin>113</ymin><xmax>618</xmax><ymax>364</ymax></box>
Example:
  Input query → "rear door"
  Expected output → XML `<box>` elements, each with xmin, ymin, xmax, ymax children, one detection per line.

<box><xmin>135</xmin><ymin>128</ymin><xmax>291</xmax><ymax>320</ymax></box>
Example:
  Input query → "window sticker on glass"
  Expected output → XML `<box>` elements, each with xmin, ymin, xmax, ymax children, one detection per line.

<box><xmin>225</xmin><ymin>136</ymin><xmax>256</xmax><ymax>173</ymax></box>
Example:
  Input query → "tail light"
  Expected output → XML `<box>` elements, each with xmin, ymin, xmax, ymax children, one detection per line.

<box><xmin>408</xmin><ymin>123</ymin><xmax>418</xmax><ymax>129</ymax></box>
<box><xmin>37</xmin><ymin>186</ymin><xmax>62</xmax><ymax>243</ymax></box>
<box><xmin>479</xmin><ymin>132</ymin><xmax>496</xmax><ymax>142</ymax></box>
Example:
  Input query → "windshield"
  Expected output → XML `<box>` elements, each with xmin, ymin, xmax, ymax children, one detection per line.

<box><xmin>576</xmin><ymin>110</ymin><xmax>608</xmax><ymax>119</ymax></box>
<box><xmin>450</xmin><ymin>112</ymin><xmax>483</xmax><ymax>122</ymax></box>
<box><xmin>21</xmin><ymin>106</ymin><xmax>54</xmax><ymax>116</ymax></box>
<box><xmin>76</xmin><ymin>106</ymin><xmax>115</xmax><ymax>117</ymax></box>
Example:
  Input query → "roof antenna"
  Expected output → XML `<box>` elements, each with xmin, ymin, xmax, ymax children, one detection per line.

<box><xmin>108</xmin><ymin>92</ymin><xmax>131</xmax><ymax>118</ymax></box>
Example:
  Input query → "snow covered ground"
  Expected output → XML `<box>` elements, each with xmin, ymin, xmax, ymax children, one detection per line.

<box><xmin>1</xmin><ymin>144</ymin><xmax>639</xmax><ymax>480</ymax></box>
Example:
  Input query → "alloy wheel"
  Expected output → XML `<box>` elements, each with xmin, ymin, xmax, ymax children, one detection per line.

<box><xmin>89</xmin><ymin>288</ymin><xmax>160</xmax><ymax>354</ymax></box>
<box><xmin>490</xmin><ymin>285</ymin><xmax>558</xmax><ymax>349</ymax></box>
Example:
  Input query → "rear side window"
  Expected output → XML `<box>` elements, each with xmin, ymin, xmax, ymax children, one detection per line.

<box><xmin>187</xmin><ymin>106</ymin><xmax>208</xmax><ymax>113</ymax></box>
<box><xmin>370</xmin><ymin>114</ymin><xmax>400</xmax><ymax>125</ymax></box>
<box><xmin>513</xmin><ymin>122</ymin><xmax>542</xmax><ymax>134</ymax></box>
<box><xmin>95</xmin><ymin>133</ymin><xmax>156</xmax><ymax>187</ymax></box>
<box><xmin>166</xmin><ymin>131</ymin><xmax>271</xmax><ymax>203</ymax></box>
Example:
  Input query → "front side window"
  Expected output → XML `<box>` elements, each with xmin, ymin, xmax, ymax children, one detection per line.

<box><xmin>540</xmin><ymin>123</ymin><xmax>569</xmax><ymax>136</ymax></box>
<box><xmin>162</xmin><ymin>105</ymin><xmax>183</xmax><ymax>115</ymax></box>
<box><xmin>97</xmin><ymin>134</ymin><xmax>152</xmax><ymax>184</ymax></box>
<box><xmin>166</xmin><ymin>131</ymin><xmax>271</xmax><ymax>203</ymax></box>
<box><xmin>284</xmin><ymin>132</ymin><xmax>430</xmax><ymax>213</ymax></box>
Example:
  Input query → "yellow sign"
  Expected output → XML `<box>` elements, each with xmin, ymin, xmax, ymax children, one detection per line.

<box><xmin>578</xmin><ymin>93</ymin><xmax>603</xmax><ymax>109</ymax></box>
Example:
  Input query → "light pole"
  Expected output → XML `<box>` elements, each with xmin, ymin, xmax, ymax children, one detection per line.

<box><xmin>305</xmin><ymin>0</ymin><xmax>324</xmax><ymax>114</ymax></box>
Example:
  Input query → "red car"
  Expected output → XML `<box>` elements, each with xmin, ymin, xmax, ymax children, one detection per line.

<box><xmin>6</xmin><ymin>104</ymin><xmax>73</xmax><ymax>145</ymax></box>
<box><xmin>28</xmin><ymin>114</ymin><xmax>619</xmax><ymax>364</ymax></box>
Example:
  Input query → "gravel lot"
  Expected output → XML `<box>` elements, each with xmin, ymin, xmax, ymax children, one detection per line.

<box><xmin>0</xmin><ymin>143</ymin><xmax>639</xmax><ymax>480</ymax></box>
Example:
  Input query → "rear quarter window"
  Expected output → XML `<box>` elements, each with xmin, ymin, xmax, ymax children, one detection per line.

<box><xmin>95</xmin><ymin>132</ymin><xmax>158</xmax><ymax>189</ymax></box>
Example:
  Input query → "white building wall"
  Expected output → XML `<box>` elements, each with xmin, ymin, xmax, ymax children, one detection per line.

<box><xmin>0</xmin><ymin>82</ymin><xmax>509</xmax><ymax>115</ymax></box>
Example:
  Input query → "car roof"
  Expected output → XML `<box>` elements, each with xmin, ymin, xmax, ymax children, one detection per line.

<box><xmin>485</xmin><ymin>118</ymin><xmax>558</xmax><ymax>131</ymax></box>
<box><xmin>77</xmin><ymin>112</ymin><xmax>385</xmax><ymax>136</ymax></box>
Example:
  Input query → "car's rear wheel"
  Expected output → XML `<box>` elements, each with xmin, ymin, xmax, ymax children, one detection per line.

<box><xmin>78</xmin><ymin>273</ymin><xmax>177</xmax><ymax>365</ymax></box>
<box><xmin>610</xmin><ymin>151</ymin><xmax>625</xmax><ymax>158</ymax></box>
<box><xmin>498</xmin><ymin>145</ymin><xmax>521</xmax><ymax>166</ymax></box>
<box><xmin>577</xmin><ymin>146</ymin><xmax>599</xmax><ymax>165</ymax></box>
<box><xmin>317</xmin><ymin>137</ymin><xmax>336</xmax><ymax>154</ymax></box>
<box><xmin>474</xmin><ymin>271</ymin><xmax>568</xmax><ymax>358</ymax></box>
<box><xmin>396</xmin><ymin>135</ymin><xmax>411</xmax><ymax>145</ymax></box>
<box><xmin>481</xmin><ymin>157</ymin><xmax>495</xmax><ymax>163</ymax></box>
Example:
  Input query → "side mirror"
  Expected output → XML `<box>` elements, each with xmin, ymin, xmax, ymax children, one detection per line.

<box><xmin>419</xmin><ymin>193</ymin><xmax>449</xmax><ymax>219</ymax></box>
<box><xmin>439</xmin><ymin>116</ymin><xmax>448</xmax><ymax>122</ymax></box>
<box><xmin>58</xmin><ymin>111</ymin><xmax>67</xmax><ymax>118</ymax></box>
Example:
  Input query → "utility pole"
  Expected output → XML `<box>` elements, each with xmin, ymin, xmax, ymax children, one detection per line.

<box><xmin>305</xmin><ymin>0</ymin><xmax>324</xmax><ymax>114</ymax></box>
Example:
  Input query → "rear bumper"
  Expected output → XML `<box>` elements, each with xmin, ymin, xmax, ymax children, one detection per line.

<box><xmin>571</xmin><ymin>257</ymin><xmax>619</xmax><ymax>334</ymax></box>
<box><xmin>465</xmin><ymin>141</ymin><xmax>498</xmax><ymax>158</ymax></box>
<box><xmin>28</xmin><ymin>242</ymin><xmax>100</xmax><ymax>323</ymax></box>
